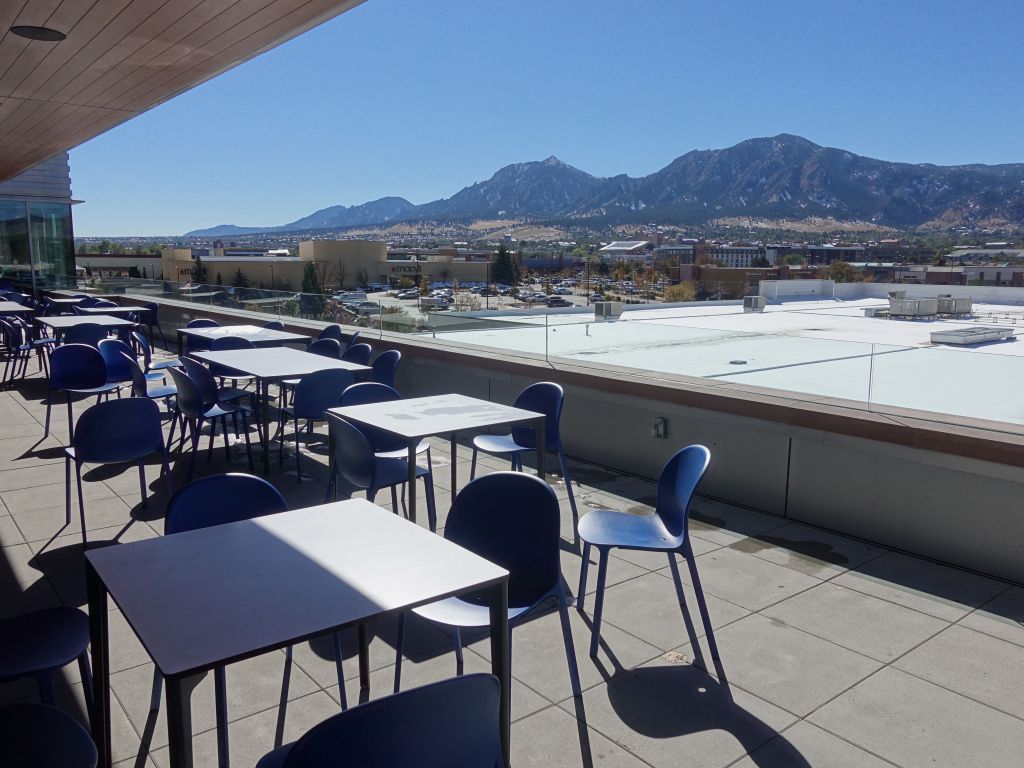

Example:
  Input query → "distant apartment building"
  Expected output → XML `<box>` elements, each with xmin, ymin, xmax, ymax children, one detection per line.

<box><xmin>708</xmin><ymin>245</ymin><xmax>766</xmax><ymax>268</ymax></box>
<box><xmin>803</xmin><ymin>245</ymin><xmax>866</xmax><ymax>264</ymax></box>
<box><xmin>653</xmin><ymin>244</ymin><xmax>695</xmax><ymax>264</ymax></box>
<box><xmin>75</xmin><ymin>252</ymin><xmax>162</xmax><ymax>279</ymax></box>
<box><xmin>945</xmin><ymin>248</ymin><xmax>1024</xmax><ymax>264</ymax></box>
<box><xmin>598</xmin><ymin>241</ymin><xmax>650</xmax><ymax>261</ymax></box>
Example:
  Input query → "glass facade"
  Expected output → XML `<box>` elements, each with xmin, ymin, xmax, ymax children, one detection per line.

<box><xmin>0</xmin><ymin>200</ymin><xmax>74</xmax><ymax>286</ymax></box>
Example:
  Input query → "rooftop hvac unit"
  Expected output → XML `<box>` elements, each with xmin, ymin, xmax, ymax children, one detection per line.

<box><xmin>888</xmin><ymin>290</ymin><xmax>907</xmax><ymax>299</ymax></box>
<box><xmin>889</xmin><ymin>297</ymin><xmax>938</xmax><ymax>318</ymax></box>
<box><xmin>936</xmin><ymin>296</ymin><xmax>973</xmax><ymax>316</ymax></box>
<box><xmin>593</xmin><ymin>301</ymin><xmax>624</xmax><ymax>321</ymax></box>
<box><xmin>743</xmin><ymin>295</ymin><xmax>766</xmax><ymax>313</ymax></box>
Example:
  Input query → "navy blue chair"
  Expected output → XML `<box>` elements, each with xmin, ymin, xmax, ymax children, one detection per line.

<box><xmin>209</xmin><ymin>335</ymin><xmax>257</xmax><ymax>388</ymax></box>
<box><xmin>98</xmin><ymin>338</ymin><xmax>161</xmax><ymax>392</ymax></box>
<box><xmin>90</xmin><ymin>300</ymin><xmax>117</xmax><ymax>308</ymax></box>
<box><xmin>577</xmin><ymin>444</ymin><xmax>719</xmax><ymax>659</ymax></box>
<box><xmin>280</xmin><ymin>338</ymin><xmax>340</xmax><ymax>407</ymax></box>
<box><xmin>0</xmin><ymin>318</ymin><xmax>33</xmax><ymax>386</ymax></box>
<box><xmin>154</xmin><ymin>474</ymin><xmax>288</xmax><ymax>768</ymax></box>
<box><xmin>62</xmin><ymin>322</ymin><xmax>107</xmax><ymax>347</ymax></box>
<box><xmin>66</xmin><ymin>398</ymin><xmax>173</xmax><ymax>546</ymax></box>
<box><xmin>279</xmin><ymin>368</ymin><xmax>354</xmax><ymax>481</ymax></box>
<box><xmin>256</xmin><ymin>674</ymin><xmax>503</xmax><ymax>768</ymax></box>
<box><xmin>186</xmin><ymin>318</ymin><xmax>218</xmax><ymax>328</ymax></box>
<box><xmin>77</xmin><ymin>296</ymin><xmax>101</xmax><ymax>308</ymax></box>
<box><xmin>184</xmin><ymin>318</ymin><xmax>219</xmax><ymax>353</ymax></box>
<box><xmin>143</xmin><ymin>301</ymin><xmax>167</xmax><ymax>345</ymax></box>
<box><xmin>394</xmin><ymin>473</ymin><xmax>580</xmax><ymax>698</ymax></box>
<box><xmin>341</xmin><ymin>342</ymin><xmax>372</xmax><ymax>365</ymax></box>
<box><xmin>0</xmin><ymin>702</ymin><xmax>98</xmax><ymax>768</ymax></box>
<box><xmin>121</xmin><ymin>352</ymin><xmax>178</xmax><ymax>430</ymax></box>
<box><xmin>316</xmin><ymin>323</ymin><xmax>342</xmax><ymax>341</ymax></box>
<box><xmin>371</xmin><ymin>349</ymin><xmax>401</xmax><ymax>388</ymax></box>
<box><xmin>181</xmin><ymin>355</ymin><xmax>257</xmax><ymax>417</ymax></box>
<box><xmin>131</xmin><ymin>330</ymin><xmax>181</xmax><ymax>372</ymax></box>
<box><xmin>325</xmin><ymin>415</ymin><xmax>437</xmax><ymax>531</ymax></box>
<box><xmin>168</xmin><ymin>366</ymin><xmax>254</xmax><ymax>482</ymax></box>
<box><xmin>470</xmin><ymin>382</ymin><xmax>579</xmax><ymax>541</ymax></box>
<box><xmin>341</xmin><ymin>329</ymin><xmax>361</xmax><ymax>349</ymax></box>
<box><xmin>44</xmin><ymin>344</ymin><xmax>119</xmax><ymax>441</ymax></box>
<box><xmin>339</xmin><ymin>382</ymin><xmax>431</xmax><ymax>467</ymax></box>
<box><xmin>263</xmin><ymin>319</ymin><xmax>285</xmax><ymax>330</ymax></box>
<box><xmin>0</xmin><ymin>608</ymin><xmax>93</xmax><ymax>724</ymax></box>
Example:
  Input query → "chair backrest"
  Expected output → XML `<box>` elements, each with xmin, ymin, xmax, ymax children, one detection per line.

<box><xmin>292</xmin><ymin>369</ymin><xmax>355</xmax><ymax>420</ymax></box>
<box><xmin>97</xmin><ymin>338</ymin><xmax>136</xmax><ymax>384</ymax></box>
<box><xmin>509</xmin><ymin>382</ymin><xmax>564</xmax><ymax>450</ymax></box>
<box><xmin>78</xmin><ymin>296</ymin><xmax>100</xmax><ymax>308</ymax></box>
<box><xmin>131</xmin><ymin>331</ymin><xmax>153</xmax><ymax>367</ymax></box>
<box><xmin>279</xmin><ymin>674</ymin><xmax>502</xmax><ymax>768</ymax></box>
<box><xmin>307</xmin><ymin>338</ymin><xmax>341</xmax><ymax>359</ymax></box>
<box><xmin>167</xmin><ymin>366</ymin><xmax>208</xmax><ymax>419</ymax></box>
<box><xmin>655</xmin><ymin>444</ymin><xmax>711</xmax><ymax>540</ymax></box>
<box><xmin>92</xmin><ymin>300</ymin><xmax>117</xmax><ymax>308</ymax></box>
<box><xmin>63</xmin><ymin>322</ymin><xmax>107</xmax><ymax>347</ymax></box>
<box><xmin>338</xmin><ymin>382</ymin><xmax>403</xmax><ymax>452</ymax></box>
<box><xmin>263</xmin><ymin>320</ymin><xmax>285</xmax><ymax>330</ymax></box>
<box><xmin>180</xmin><ymin>357</ymin><xmax>219</xmax><ymax>405</ymax></box>
<box><xmin>165</xmin><ymin>473</ymin><xmax>287</xmax><ymax>535</ymax></box>
<box><xmin>317</xmin><ymin>324</ymin><xmax>342</xmax><ymax>341</ymax></box>
<box><xmin>73</xmin><ymin>397</ymin><xmax>166</xmax><ymax>463</ymax></box>
<box><xmin>341</xmin><ymin>342</ymin><xmax>372</xmax><ymax>365</ymax></box>
<box><xmin>445</xmin><ymin>472</ymin><xmax>561</xmax><ymax>608</ymax></box>
<box><xmin>342</xmin><ymin>329</ymin><xmax>361</xmax><ymax>349</ymax></box>
<box><xmin>210</xmin><ymin>335</ymin><xmax>254</xmax><ymax>351</ymax></box>
<box><xmin>49</xmin><ymin>344</ymin><xmax>108</xmax><ymax>391</ymax></box>
<box><xmin>326</xmin><ymin>415</ymin><xmax>377</xmax><ymax>491</ymax></box>
<box><xmin>371</xmin><ymin>350</ymin><xmax>401</xmax><ymax>388</ymax></box>
<box><xmin>120</xmin><ymin>352</ymin><xmax>151</xmax><ymax>398</ymax></box>
<box><xmin>186</xmin><ymin>318</ymin><xmax>219</xmax><ymax>328</ymax></box>
<box><xmin>144</xmin><ymin>302</ymin><xmax>159</xmax><ymax>323</ymax></box>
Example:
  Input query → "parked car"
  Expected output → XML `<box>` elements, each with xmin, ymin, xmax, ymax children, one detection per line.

<box><xmin>546</xmin><ymin>297</ymin><xmax>572</xmax><ymax>307</ymax></box>
<box><xmin>479</xmin><ymin>287</ymin><xmax>499</xmax><ymax>297</ymax></box>
<box><xmin>553</xmin><ymin>287</ymin><xmax>572</xmax><ymax>295</ymax></box>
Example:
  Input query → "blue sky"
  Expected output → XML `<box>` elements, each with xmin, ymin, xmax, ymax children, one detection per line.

<box><xmin>71</xmin><ymin>0</ymin><xmax>1024</xmax><ymax>236</ymax></box>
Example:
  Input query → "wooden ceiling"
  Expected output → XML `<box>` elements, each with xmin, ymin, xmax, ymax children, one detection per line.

<box><xmin>0</xmin><ymin>0</ymin><xmax>365</xmax><ymax>182</ymax></box>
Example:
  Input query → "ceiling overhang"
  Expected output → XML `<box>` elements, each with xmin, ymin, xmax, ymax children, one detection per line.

<box><xmin>0</xmin><ymin>0</ymin><xmax>366</xmax><ymax>182</ymax></box>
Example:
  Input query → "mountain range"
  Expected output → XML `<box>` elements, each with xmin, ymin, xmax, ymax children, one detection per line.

<box><xmin>184</xmin><ymin>134</ymin><xmax>1024</xmax><ymax>236</ymax></box>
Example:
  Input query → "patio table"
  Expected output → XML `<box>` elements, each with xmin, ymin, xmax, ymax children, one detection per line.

<box><xmin>191</xmin><ymin>347</ymin><xmax>369</xmax><ymax>473</ymax></box>
<box><xmin>81</xmin><ymin>305</ymin><xmax>148</xmax><ymax>318</ymax></box>
<box><xmin>328</xmin><ymin>393</ymin><xmax>545</xmax><ymax>526</ymax></box>
<box><xmin>36</xmin><ymin>314</ymin><xmax>136</xmax><ymax>339</ymax></box>
<box><xmin>0</xmin><ymin>300</ymin><xmax>33</xmax><ymax>315</ymax></box>
<box><xmin>85</xmin><ymin>498</ymin><xmax>512</xmax><ymax>768</ymax></box>
<box><xmin>175</xmin><ymin>323</ymin><xmax>309</xmax><ymax>355</ymax></box>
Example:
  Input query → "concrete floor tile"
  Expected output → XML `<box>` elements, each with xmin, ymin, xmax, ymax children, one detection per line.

<box><xmin>57</xmin><ymin>681</ymin><xmax>142</xmax><ymax>764</ymax></box>
<box><xmin>687</xmin><ymin>497</ymin><xmax>788</xmax><ymax>546</ymax></box>
<box><xmin>2</xmin><ymin>477</ymin><xmax>117</xmax><ymax>515</ymax></box>
<box><xmin>0</xmin><ymin>464</ymin><xmax>70</xmax><ymax>492</ymax></box>
<box><xmin>690</xmin><ymin>613</ymin><xmax>881</xmax><ymax>717</ymax></box>
<box><xmin>762</xmin><ymin>582</ymin><xmax>948</xmax><ymax>662</ymax></box>
<box><xmin>732</xmin><ymin>720</ymin><xmax>896</xmax><ymax>768</ymax></box>
<box><xmin>675</xmin><ymin>546</ymin><xmax>822</xmax><ymax>612</ymax></box>
<box><xmin>581</xmin><ymin>571</ymin><xmax>748</xmax><ymax>653</ymax></box>
<box><xmin>727</xmin><ymin>521</ymin><xmax>887</xmax><ymax>579</ymax></box>
<box><xmin>894</xmin><ymin>624</ymin><xmax>1024</xmax><ymax>719</ymax></box>
<box><xmin>958</xmin><ymin>586</ymin><xmax>1024</xmax><ymax>647</ymax></box>
<box><xmin>571</xmin><ymin>658</ymin><xmax>797</xmax><ymax>768</ymax></box>
<box><xmin>512</xmin><ymin>704</ymin><xmax>650</xmax><ymax>767</ymax></box>
<box><xmin>561</xmin><ymin>546</ymin><xmax>648</xmax><ymax>599</ymax></box>
<box><xmin>0</xmin><ymin>513</ymin><xmax>24</xmax><ymax>546</ymax></box>
<box><xmin>832</xmin><ymin>552</ymin><xmax>1009</xmax><ymax>621</ymax></box>
<box><xmin>810</xmin><ymin>667</ymin><xmax>1024</xmax><ymax>768</ymax></box>
<box><xmin>13</xmin><ymin>496</ymin><xmax>133</xmax><ymax>544</ymax></box>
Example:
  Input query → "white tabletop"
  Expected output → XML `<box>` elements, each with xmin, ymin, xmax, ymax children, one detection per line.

<box><xmin>46</xmin><ymin>297</ymin><xmax>86</xmax><ymax>304</ymax></box>
<box><xmin>192</xmin><ymin>346</ymin><xmax>368</xmax><ymax>380</ymax></box>
<box><xmin>85</xmin><ymin>500</ymin><xmax>507</xmax><ymax>676</ymax></box>
<box><xmin>0</xmin><ymin>301</ymin><xmax>32</xmax><ymax>313</ymax></box>
<box><xmin>82</xmin><ymin>305</ymin><xmax>147</xmax><ymax>315</ymax></box>
<box><xmin>179</xmin><ymin>324</ymin><xmax>309</xmax><ymax>345</ymax></box>
<box><xmin>329</xmin><ymin>393</ymin><xmax>542</xmax><ymax>439</ymax></box>
<box><xmin>38</xmin><ymin>314</ymin><xmax>135</xmax><ymax>329</ymax></box>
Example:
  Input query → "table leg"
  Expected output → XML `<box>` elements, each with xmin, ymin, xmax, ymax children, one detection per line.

<box><xmin>487</xmin><ymin>579</ymin><xmax>511</xmax><ymax>765</ymax></box>
<box><xmin>86</xmin><ymin>561</ymin><xmax>111</xmax><ymax>768</ymax></box>
<box><xmin>358</xmin><ymin>624</ymin><xmax>370</xmax><ymax>691</ymax></box>
<box><xmin>449</xmin><ymin>432</ymin><xmax>458</xmax><ymax>496</ymax></box>
<box><xmin>166</xmin><ymin>673</ymin><xmax>203</xmax><ymax>768</ymax></box>
<box><xmin>406</xmin><ymin>439</ymin><xmax>417</xmax><ymax>524</ymax></box>
<box><xmin>176</xmin><ymin>329</ymin><xmax>183</xmax><ymax>357</ymax></box>
<box><xmin>535</xmin><ymin>416</ymin><xmax>546</xmax><ymax>480</ymax></box>
<box><xmin>261</xmin><ymin>379</ymin><xmax>270</xmax><ymax>474</ymax></box>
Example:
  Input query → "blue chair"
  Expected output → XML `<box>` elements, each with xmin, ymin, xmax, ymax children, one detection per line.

<box><xmin>279</xmin><ymin>368</ymin><xmax>354</xmax><ymax>482</ymax></box>
<box><xmin>0</xmin><ymin>608</ymin><xmax>93</xmax><ymax>724</ymax></box>
<box><xmin>78</xmin><ymin>296</ymin><xmax>101</xmax><ymax>308</ymax></box>
<box><xmin>316</xmin><ymin>323</ymin><xmax>342</xmax><ymax>341</ymax></box>
<box><xmin>0</xmin><ymin>702</ymin><xmax>98</xmax><ymax>768</ymax></box>
<box><xmin>577</xmin><ymin>445</ymin><xmax>719</xmax><ymax>659</ymax></box>
<box><xmin>181</xmin><ymin>355</ymin><xmax>257</xmax><ymax>415</ymax></box>
<box><xmin>394</xmin><ymin>472</ymin><xmax>580</xmax><ymax>698</ymax></box>
<box><xmin>341</xmin><ymin>342</ymin><xmax>372</xmax><ymax>365</ymax></box>
<box><xmin>121</xmin><ymin>352</ymin><xmax>177</xmax><ymax>407</ymax></box>
<box><xmin>66</xmin><ymin>398</ymin><xmax>174</xmax><ymax>546</ymax></box>
<box><xmin>44</xmin><ymin>344</ymin><xmax>119</xmax><ymax>441</ymax></box>
<box><xmin>209</xmin><ymin>335</ymin><xmax>257</xmax><ymax>388</ymax></box>
<box><xmin>186</xmin><ymin>318</ymin><xmax>218</xmax><ymax>328</ymax></box>
<box><xmin>131</xmin><ymin>330</ymin><xmax>181</xmax><ymax>372</ymax></box>
<box><xmin>470</xmin><ymin>382</ymin><xmax>579</xmax><ymax>541</ymax></box>
<box><xmin>98</xmin><ymin>338</ymin><xmax>162</xmax><ymax>391</ymax></box>
<box><xmin>280</xmin><ymin>338</ymin><xmax>340</xmax><ymax>407</ymax></box>
<box><xmin>263</xmin><ymin>319</ymin><xmax>285</xmax><ymax>330</ymax></box>
<box><xmin>339</xmin><ymin>383</ymin><xmax>431</xmax><ymax>467</ymax></box>
<box><xmin>0</xmin><ymin>318</ymin><xmax>33</xmax><ymax>386</ymax></box>
<box><xmin>371</xmin><ymin>349</ymin><xmax>400</xmax><ymax>388</ymax></box>
<box><xmin>168</xmin><ymin>366</ymin><xmax>254</xmax><ymax>481</ymax></box>
<box><xmin>255</xmin><ymin>674</ymin><xmax>503</xmax><ymax>768</ymax></box>
<box><xmin>62</xmin><ymin>322</ymin><xmax>108</xmax><ymax>347</ymax></box>
<box><xmin>149</xmin><ymin>473</ymin><xmax>289</xmax><ymax>767</ymax></box>
<box><xmin>185</xmin><ymin>318</ymin><xmax>219</xmax><ymax>353</ymax></box>
<box><xmin>143</xmin><ymin>301</ymin><xmax>167</xmax><ymax>345</ymax></box>
<box><xmin>341</xmin><ymin>329</ymin><xmax>361</xmax><ymax>349</ymax></box>
<box><xmin>325</xmin><ymin>415</ymin><xmax>437</xmax><ymax>531</ymax></box>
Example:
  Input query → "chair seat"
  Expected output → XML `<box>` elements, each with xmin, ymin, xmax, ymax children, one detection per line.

<box><xmin>413</xmin><ymin>595</ymin><xmax>535</xmax><ymax>630</ymax></box>
<box><xmin>375</xmin><ymin>457</ymin><xmax>431</xmax><ymax>489</ymax></box>
<box><xmin>472</xmin><ymin>433</ymin><xmax>527</xmax><ymax>455</ymax></box>
<box><xmin>144</xmin><ymin>371</ymin><xmax>165</xmax><ymax>382</ymax></box>
<box><xmin>148</xmin><ymin>358</ymin><xmax>181</xmax><ymax>371</ymax></box>
<box><xmin>577</xmin><ymin>508</ymin><xmax>681</xmax><ymax>551</ymax></box>
<box><xmin>217</xmin><ymin>386</ymin><xmax>252</xmax><ymax>404</ymax></box>
<box><xmin>0</xmin><ymin>702</ymin><xmax>98</xmax><ymax>768</ymax></box>
<box><xmin>65</xmin><ymin>382</ymin><xmax>120</xmax><ymax>396</ymax></box>
<box><xmin>0</xmin><ymin>607</ymin><xmax>89</xmax><ymax>680</ymax></box>
<box><xmin>204</xmin><ymin>402</ymin><xmax>240</xmax><ymax>419</ymax></box>
<box><xmin>375</xmin><ymin>438</ymin><xmax>430</xmax><ymax>460</ymax></box>
<box><xmin>145</xmin><ymin>384</ymin><xmax>177</xmax><ymax>400</ymax></box>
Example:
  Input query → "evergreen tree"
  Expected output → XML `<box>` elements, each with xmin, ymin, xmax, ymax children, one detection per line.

<box><xmin>232</xmin><ymin>268</ymin><xmax>249</xmax><ymax>288</ymax></box>
<box><xmin>301</xmin><ymin>261</ymin><xmax>325</xmax><ymax>316</ymax></box>
<box><xmin>215</xmin><ymin>271</ymin><xmax>223</xmax><ymax>286</ymax></box>
<box><xmin>492</xmin><ymin>243</ymin><xmax>520</xmax><ymax>285</ymax></box>
<box><xmin>191</xmin><ymin>254</ymin><xmax>207</xmax><ymax>283</ymax></box>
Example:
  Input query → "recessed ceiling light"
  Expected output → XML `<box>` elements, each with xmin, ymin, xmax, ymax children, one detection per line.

<box><xmin>10</xmin><ymin>25</ymin><xmax>66</xmax><ymax>42</ymax></box>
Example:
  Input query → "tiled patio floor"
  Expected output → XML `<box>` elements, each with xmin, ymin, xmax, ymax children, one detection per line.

<box><xmin>2</xmin><ymin>364</ymin><xmax>1023</xmax><ymax>767</ymax></box>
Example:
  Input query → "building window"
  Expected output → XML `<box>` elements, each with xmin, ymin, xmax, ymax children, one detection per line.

<box><xmin>29</xmin><ymin>202</ymin><xmax>74</xmax><ymax>281</ymax></box>
<box><xmin>0</xmin><ymin>200</ymin><xmax>30</xmax><ymax>280</ymax></box>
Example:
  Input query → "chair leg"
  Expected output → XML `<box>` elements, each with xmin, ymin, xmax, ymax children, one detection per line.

<box><xmin>214</xmin><ymin>666</ymin><xmax>230</xmax><ymax>768</ymax></box>
<box><xmin>187</xmin><ymin>420</ymin><xmax>202</xmax><ymax>482</ymax></box>
<box><xmin>557</xmin><ymin>580</ymin><xmax>582</xmax><ymax>697</ymax></box>
<box><xmin>577</xmin><ymin>542</ymin><xmax>592</xmax><ymax>612</ymax></box>
<box><xmin>64</xmin><ymin>455</ymin><xmax>72</xmax><ymax>528</ymax></box>
<box><xmin>390</xmin><ymin>485</ymin><xmax>399</xmax><ymax>516</ymax></box>
<box><xmin>206</xmin><ymin>415</ymin><xmax>217</xmax><ymax>460</ymax></box>
<box><xmin>75</xmin><ymin>461</ymin><xmax>88</xmax><ymax>547</ymax></box>
<box><xmin>589</xmin><ymin>547</ymin><xmax>610</xmax><ymax>658</ymax></box>
<box><xmin>683</xmin><ymin>542</ymin><xmax>720</xmax><ymax>661</ymax></box>
<box><xmin>149</xmin><ymin>668</ymin><xmax>163</xmax><ymax>711</ymax></box>
<box><xmin>241</xmin><ymin>411</ymin><xmax>254</xmax><ymax>472</ymax></box>
<box><xmin>222</xmin><ymin>416</ymin><xmax>231</xmax><ymax>459</ymax></box>
<box><xmin>278</xmin><ymin>414</ymin><xmax>286</xmax><ymax>468</ymax></box>
<box><xmin>454</xmin><ymin>628</ymin><xmax>464</xmax><ymax>676</ymax></box>
<box><xmin>77</xmin><ymin>651</ymin><xmax>95</xmax><ymax>726</ymax></box>
<box><xmin>294</xmin><ymin>416</ymin><xmax>302</xmax><ymax>483</ymax></box>
<box><xmin>332</xmin><ymin>632</ymin><xmax>347</xmax><ymax>711</ymax></box>
<box><xmin>469</xmin><ymin>447</ymin><xmax>478</xmax><ymax>480</ymax></box>
<box><xmin>37</xmin><ymin>673</ymin><xmax>56</xmax><ymax>706</ymax></box>
<box><xmin>67</xmin><ymin>395</ymin><xmax>74</xmax><ymax>445</ymax></box>
<box><xmin>43</xmin><ymin>389</ymin><xmax>52</xmax><ymax>438</ymax></box>
<box><xmin>558</xmin><ymin>445</ymin><xmax>579</xmax><ymax>542</ymax></box>
<box><xmin>393</xmin><ymin>612</ymin><xmax>406</xmax><ymax>694</ymax></box>
<box><xmin>324</xmin><ymin>462</ymin><xmax>335</xmax><ymax>503</ymax></box>
<box><xmin>423</xmin><ymin>474</ymin><xmax>437</xmax><ymax>533</ymax></box>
